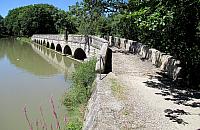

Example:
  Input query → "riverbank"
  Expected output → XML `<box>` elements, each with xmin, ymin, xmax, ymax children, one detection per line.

<box><xmin>62</xmin><ymin>59</ymin><xmax>97</xmax><ymax>129</ymax></box>
<box><xmin>83</xmin><ymin>47</ymin><xmax>200</xmax><ymax>130</ymax></box>
<box><xmin>16</xmin><ymin>37</ymin><xmax>31</xmax><ymax>43</ymax></box>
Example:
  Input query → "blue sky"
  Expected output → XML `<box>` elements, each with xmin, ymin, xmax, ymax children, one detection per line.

<box><xmin>0</xmin><ymin>0</ymin><xmax>82</xmax><ymax>17</ymax></box>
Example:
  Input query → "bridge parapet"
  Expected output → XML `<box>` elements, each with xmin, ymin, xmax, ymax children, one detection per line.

<box><xmin>104</xmin><ymin>35</ymin><xmax>181</xmax><ymax>80</ymax></box>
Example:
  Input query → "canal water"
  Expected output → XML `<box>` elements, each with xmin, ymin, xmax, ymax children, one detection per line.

<box><xmin>0</xmin><ymin>39</ymin><xmax>79</xmax><ymax>130</ymax></box>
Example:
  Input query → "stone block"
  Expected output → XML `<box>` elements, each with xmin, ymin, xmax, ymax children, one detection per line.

<box><xmin>127</xmin><ymin>40</ymin><xmax>133</xmax><ymax>52</ymax></box>
<box><xmin>149</xmin><ymin>49</ymin><xmax>161</xmax><ymax>66</ymax></box>
<box><xmin>160</xmin><ymin>55</ymin><xmax>173</xmax><ymax>71</ymax></box>
<box><xmin>119</xmin><ymin>38</ymin><xmax>126</xmax><ymax>50</ymax></box>
<box><xmin>139</xmin><ymin>45</ymin><xmax>150</xmax><ymax>59</ymax></box>
<box><xmin>109</xmin><ymin>36</ymin><xmax>112</xmax><ymax>46</ymax></box>
<box><xmin>114</xmin><ymin>37</ymin><xmax>119</xmax><ymax>47</ymax></box>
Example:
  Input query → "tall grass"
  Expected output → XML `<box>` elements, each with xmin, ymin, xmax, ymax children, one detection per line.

<box><xmin>23</xmin><ymin>96</ymin><xmax>62</xmax><ymax>130</ymax></box>
<box><xmin>62</xmin><ymin>59</ymin><xmax>97</xmax><ymax>130</ymax></box>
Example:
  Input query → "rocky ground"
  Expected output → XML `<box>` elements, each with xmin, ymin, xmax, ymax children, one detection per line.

<box><xmin>84</xmin><ymin>47</ymin><xmax>200</xmax><ymax>130</ymax></box>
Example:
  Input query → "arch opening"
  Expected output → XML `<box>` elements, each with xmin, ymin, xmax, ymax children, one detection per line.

<box><xmin>56</xmin><ymin>44</ymin><xmax>62</xmax><ymax>53</ymax></box>
<box><xmin>74</xmin><ymin>48</ymin><xmax>86</xmax><ymax>60</ymax></box>
<box><xmin>47</xmin><ymin>42</ymin><xmax>50</xmax><ymax>48</ymax></box>
<box><xmin>50</xmin><ymin>43</ymin><xmax>55</xmax><ymax>50</ymax></box>
<box><xmin>43</xmin><ymin>40</ymin><xmax>46</xmax><ymax>45</ymax></box>
<box><xmin>63</xmin><ymin>45</ymin><xmax>72</xmax><ymax>55</ymax></box>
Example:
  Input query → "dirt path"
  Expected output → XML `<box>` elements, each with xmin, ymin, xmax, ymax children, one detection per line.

<box><xmin>108</xmin><ymin>48</ymin><xmax>200</xmax><ymax>130</ymax></box>
<box><xmin>84</xmin><ymin>47</ymin><xmax>200</xmax><ymax>130</ymax></box>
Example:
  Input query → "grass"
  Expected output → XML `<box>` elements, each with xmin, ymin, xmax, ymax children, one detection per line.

<box><xmin>62</xmin><ymin>59</ymin><xmax>97</xmax><ymax>130</ymax></box>
<box><xmin>110</xmin><ymin>78</ymin><xmax>126</xmax><ymax>100</ymax></box>
<box><xmin>16</xmin><ymin>37</ymin><xmax>31</xmax><ymax>43</ymax></box>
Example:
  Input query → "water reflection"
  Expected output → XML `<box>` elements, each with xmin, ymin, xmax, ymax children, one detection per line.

<box><xmin>0</xmin><ymin>39</ymin><xmax>79</xmax><ymax>77</ymax></box>
<box><xmin>31</xmin><ymin>43</ymin><xmax>79</xmax><ymax>79</ymax></box>
<box><xmin>0</xmin><ymin>39</ymin><xmax>79</xmax><ymax>130</ymax></box>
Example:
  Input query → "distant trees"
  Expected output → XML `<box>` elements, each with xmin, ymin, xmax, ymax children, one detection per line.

<box><xmin>0</xmin><ymin>15</ymin><xmax>7</xmax><ymax>37</ymax></box>
<box><xmin>3</xmin><ymin>4</ymin><xmax>77</xmax><ymax>36</ymax></box>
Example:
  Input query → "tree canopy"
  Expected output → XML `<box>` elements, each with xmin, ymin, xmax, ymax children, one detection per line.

<box><xmin>0</xmin><ymin>15</ymin><xmax>7</xmax><ymax>37</ymax></box>
<box><xmin>69</xmin><ymin>0</ymin><xmax>200</xmax><ymax>88</ymax></box>
<box><xmin>3</xmin><ymin>4</ymin><xmax>77</xmax><ymax>36</ymax></box>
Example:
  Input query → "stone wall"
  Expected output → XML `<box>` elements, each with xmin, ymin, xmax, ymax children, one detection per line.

<box><xmin>104</xmin><ymin>36</ymin><xmax>181</xmax><ymax>80</ymax></box>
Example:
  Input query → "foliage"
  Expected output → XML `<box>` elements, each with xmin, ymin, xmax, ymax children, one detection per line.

<box><xmin>3</xmin><ymin>4</ymin><xmax>77</xmax><ymax>36</ymax></box>
<box><xmin>69</xmin><ymin>0</ymin><xmax>200</xmax><ymax>87</ymax></box>
<box><xmin>68</xmin><ymin>0</ymin><xmax>127</xmax><ymax>35</ymax></box>
<box><xmin>0</xmin><ymin>15</ymin><xmax>7</xmax><ymax>37</ymax></box>
<box><xmin>62</xmin><ymin>59</ymin><xmax>96</xmax><ymax>129</ymax></box>
<box><xmin>16</xmin><ymin>37</ymin><xmax>31</xmax><ymax>43</ymax></box>
<box><xmin>106</xmin><ymin>0</ymin><xmax>200</xmax><ymax>88</ymax></box>
<box><xmin>64</xmin><ymin>121</ymin><xmax>82</xmax><ymax>130</ymax></box>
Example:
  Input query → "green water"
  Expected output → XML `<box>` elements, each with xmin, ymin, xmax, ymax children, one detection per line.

<box><xmin>0</xmin><ymin>39</ymin><xmax>79</xmax><ymax>130</ymax></box>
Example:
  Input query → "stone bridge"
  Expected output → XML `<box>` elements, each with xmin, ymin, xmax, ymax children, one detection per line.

<box><xmin>31</xmin><ymin>34</ymin><xmax>111</xmax><ymax>73</ymax></box>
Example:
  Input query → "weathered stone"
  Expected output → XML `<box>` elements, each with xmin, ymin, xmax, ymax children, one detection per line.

<box><xmin>109</xmin><ymin>36</ymin><xmax>112</xmax><ymax>46</ymax></box>
<box><xmin>160</xmin><ymin>55</ymin><xmax>173</xmax><ymax>71</ymax></box>
<box><xmin>127</xmin><ymin>40</ymin><xmax>133</xmax><ymax>52</ymax></box>
<box><xmin>138</xmin><ymin>45</ymin><xmax>150</xmax><ymax>59</ymax></box>
<box><xmin>32</xmin><ymin>34</ymin><xmax>110</xmax><ymax>73</ymax></box>
<box><xmin>114</xmin><ymin>37</ymin><xmax>119</xmax><ymax>47</ymax></box>
<box><xmin>119</xmin><ymin>38</ymin><xmax>126</xmax><ymax>49</ymax></box>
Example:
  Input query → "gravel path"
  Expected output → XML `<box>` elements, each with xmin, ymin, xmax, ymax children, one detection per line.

<box><xmin>84</xmin><ymin>47</ymin><xmax>200</xmax><ymax>130</ymax></box>
<box><xmin>107</xmin><ymin>48</ymin><xmax>200</xmax><ymax>130</ymax></box>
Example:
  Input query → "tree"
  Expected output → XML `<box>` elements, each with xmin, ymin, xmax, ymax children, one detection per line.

<box><xmin>4</xmin><ymin>4</ymin><xmax>77</xmax><ymax>36</ymax></box>
<box><xmin>0</xmin><ymin>15</ymin><xmax>7</xmax><ymax>37</ymax></box>
<box><xmin>119</xmin><ymin>0</ymin><xmax>200</xmax><ymax>88</ymax></box>
<box><xmin>68</xmin><ymin>0</ymin><xmax>127</xmax><ymax>35</ymax></box>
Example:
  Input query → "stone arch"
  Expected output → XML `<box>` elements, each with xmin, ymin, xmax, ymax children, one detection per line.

<box><xmin>56</xmin><ymin>44</ymin><xmax>62</xmax><ymax>53</ymax></box>
<box><xmin>47</xmin><ymin>42</ymin><xmax>50</xmax><ymax>48</ymax></box>
<box><xmin>63</xmin><ymin>45</ymin><xmax>72</xmax><ymax>55</ymax></box>
<box><xmin>50</xmin><ymin>43</ymin><xmax>55</xmax><ymax>50</ymax></box>
<box><xmin>74</xmin><ymin>48</ymin><xmax>86</xmax><ymax>60</ymax></box>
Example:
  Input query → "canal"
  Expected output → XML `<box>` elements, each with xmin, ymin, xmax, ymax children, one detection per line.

<box><xmin>0</xmin><ymin>38</ymin><xmax>79</xmax><ymax>130</ymax></box>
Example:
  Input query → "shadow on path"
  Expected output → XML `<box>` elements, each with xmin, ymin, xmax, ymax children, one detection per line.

<box><xmin>144</xmin><ymin>72</ymin><xmax>200</xmax><ymax>124</ymax></box>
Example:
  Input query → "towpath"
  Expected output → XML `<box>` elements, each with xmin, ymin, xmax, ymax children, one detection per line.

<box><xmin>86</xmin><ymin>47</ymin><xmax>200</xmax><ymax>130</ymax></box>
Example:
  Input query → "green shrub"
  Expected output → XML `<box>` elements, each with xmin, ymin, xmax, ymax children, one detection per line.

<box><xmin>62</xmin><ymin>59</ymin><xmax>97</xmax><ymax>129</ymax></box>
<box><xmin>64</xmin><ymin>120</ymin><xmax>82</xmax><ymax>130</ymax></box>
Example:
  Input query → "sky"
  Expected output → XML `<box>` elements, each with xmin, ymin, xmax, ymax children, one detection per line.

<box><xmin>0</xmin><ymin>0</ymin><xmax>82</xmax><ymax>17</ymax></box>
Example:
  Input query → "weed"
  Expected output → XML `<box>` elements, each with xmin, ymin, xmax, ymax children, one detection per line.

<box><xmin>62</xmin><ymin>59</ymin><xmax>97</xmax><ymax>130</ymax></box>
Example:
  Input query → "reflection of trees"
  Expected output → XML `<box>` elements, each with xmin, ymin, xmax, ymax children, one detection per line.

<box><xmin>4</xmin><ymin>39</ymin><xmax>59</xmax><ymax>76</ymax></box>
<box><xmin>0</xmin><ymin>39</ymin><xmax>7</xmax><ymax>60</ymax></box>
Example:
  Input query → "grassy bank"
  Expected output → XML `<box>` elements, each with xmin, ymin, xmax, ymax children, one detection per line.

<box><xmin>62</xmin><ymin>59</ymin><xmax>97</xmax><ymax>130</ymax></box>
<box><xmin>16</xmin><ymin>37</ymin><xmax>31</xmax><ymax>43</ymax></box>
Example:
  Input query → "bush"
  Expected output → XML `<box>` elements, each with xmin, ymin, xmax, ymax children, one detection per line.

<box><xmin>62</xmin><ymin>59</ymin><xmax>97</xmax><ymax>130</ymax></box>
